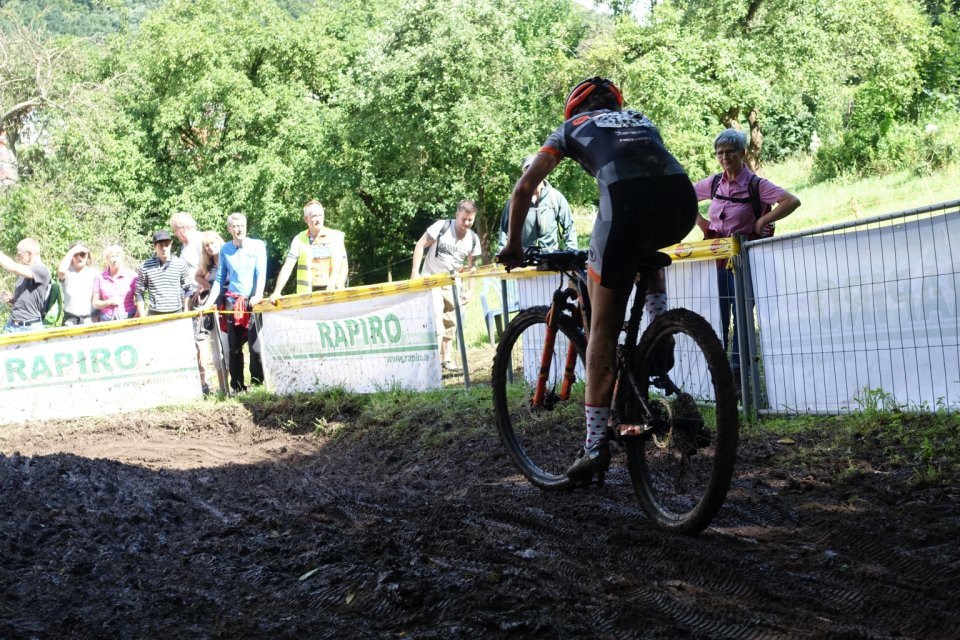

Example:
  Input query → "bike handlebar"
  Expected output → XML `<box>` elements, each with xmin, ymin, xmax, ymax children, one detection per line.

<box><xmin>496</xmin><ymin>248</ymin><xmax>588</xmax><ymax>272</ymax></box>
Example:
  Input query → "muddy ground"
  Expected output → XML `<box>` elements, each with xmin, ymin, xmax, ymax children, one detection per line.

<box><xmin>1</xmin><ymin>398</ymin><xmax>958</xmax><ymax>640</ymax></box>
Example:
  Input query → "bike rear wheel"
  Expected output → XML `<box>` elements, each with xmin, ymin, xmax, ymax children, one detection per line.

<box><xmin>492</xmin><ymin>306</ymin><xmax>587</xmax><ymax>490</ymax></box>
<box><xmin>623</xmin><ymin>308</ymin><xmax>739</xmax><ymax>534</ymax></box>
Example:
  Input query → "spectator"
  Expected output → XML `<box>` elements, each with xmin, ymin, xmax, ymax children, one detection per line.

<box><xmin>135</xmin><ymin>230</ymin><xmax>189</xmax><ymax>317</ymax></box>
<box><xmin>497</xmin><ymin>155</ymin><xmax>577</xmax><ymax>252</ymax></box>
<box><xmin>92</xmin><ymin>245</ymin><xmax>137</xmax><ymax>322</ymax></box>
<box><xmin>169</xmin><ymin>212</ymin><xmax>204</xmax><ymax>302</ymax></box>
<box><xmin>410</xmin><ymin>199</ymin><xmax>482</xmax><ymax>371</ymax></box>
<box><xmin>195</xmin><ymin>231</ymin><xmax>225</xmax><ymax>293</ymax></box>
<box><xmin>57</xmin><ymin>241</ymin><xmax>97</xmax><ymax>325</ymax></box>
<box><xmin>170</xmin><ymin>211</ymin><xmax>212</xmax><ymax>394</ymax></box>
<box><xmin>199</xmin><ymin>213</ymin><xmax>267</xmax><ymax>393</ymax></box>
<box><xmin>269</xmin><ymin>200</ymin><xmax>348</xmax><ymax>303</ymax></box>
<box><xmin>0</xmin><ymin>237</ymin><xmax>51</xmax><ymax>333</ymax></box>
<box><xmin>195</xmin><ymin>230</ymin><xmax>228</xmax><ymax>393</ymax></box>
<box><xmin>693</xmin><ymin>128</ymin><xmax>801</xmax><ymax>384</ymax></box>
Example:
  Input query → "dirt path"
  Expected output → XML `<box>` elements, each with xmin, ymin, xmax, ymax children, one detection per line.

<box><xmin>1</xmin><ymin>404</ymin><xmax>958</xmax><ymax>639</ymax></box>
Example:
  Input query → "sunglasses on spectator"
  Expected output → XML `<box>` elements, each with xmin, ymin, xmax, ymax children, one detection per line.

<box><xmin>75</xmin><ymin>252</ymin><xmax>88</xmax><ymax>258</ymax></box>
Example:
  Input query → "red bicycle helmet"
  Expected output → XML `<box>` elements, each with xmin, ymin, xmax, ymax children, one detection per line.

<box><xmin>564</xmin><ymin>77</ymin><xmax>623</xmax><ymax>120</ymax></box>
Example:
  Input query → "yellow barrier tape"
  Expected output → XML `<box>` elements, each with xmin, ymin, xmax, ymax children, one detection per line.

<box><xmin>0</xmin><ymin>310</ymin><xmax>202</xmax><ymax>348</ymax></box>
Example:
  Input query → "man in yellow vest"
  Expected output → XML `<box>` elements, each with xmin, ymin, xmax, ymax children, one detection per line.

<box><xmin>269</xmin><ymin>200</ymin><xmax>348</xmax><ymax>304</ymax></box>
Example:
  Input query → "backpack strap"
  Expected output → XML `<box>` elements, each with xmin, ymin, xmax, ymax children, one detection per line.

<box><xmin>710</xmin><ymin>173</ymin><xmax>722</xmax><ymax>200</ymax></box>
<box><xmin>432</xmin><ymin>219</ymin><xmax>453</xmax><ymax>258</ymax></box>
<box><xmin>711</xmin><ymin>172</ymin><xmax>768</xmax><ymax>220</ymax></box>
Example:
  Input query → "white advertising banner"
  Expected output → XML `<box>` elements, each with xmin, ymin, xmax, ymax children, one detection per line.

<box><xmin>260</xmin><ymin>290</ymin><xmax>441</xmax><ymax>394</ymax></box>
<box><xmin>751</xmin><ymin>214</ymin><xmax>960</xmax><ymax>412</ymax></box>
<box><xmin>0</xmin><ymin>319</ymin><xmax>202</xmax><ymax>425</ymax></box>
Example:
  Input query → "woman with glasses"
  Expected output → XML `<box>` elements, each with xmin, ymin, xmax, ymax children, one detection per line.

<box><xmin>92</xmin><ymin>245</ymin><xmax>137</xmax><ymax>322</ymax></box>
<box><xmin>693</xmin><ymin>128</ymin><xmax>801</xmax><ymax>392</ymax></box>
<box><xmin>58</xmin><ymin>241</ymin><xmax>98</xmax><ymax>325</ymax></box>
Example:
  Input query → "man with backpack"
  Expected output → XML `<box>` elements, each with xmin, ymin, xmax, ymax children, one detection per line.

<box><xmin>0</xmin><ymin>237</ymin><xmax>52</xmax><ymax>333</ymax></box>
<box><xmin>410</xmin><ymin>199</ymin><xmax>482</xmax><ymax>371</ymax></box>
<box><xmin>693</xmin><ymin>128</ymin><xmax>801</xmax><ymax>387</ymax></box>
<box><xmin>496</xmin><ymin>155</ymin><xmax>576</xmax><ymax>252</ymax></box>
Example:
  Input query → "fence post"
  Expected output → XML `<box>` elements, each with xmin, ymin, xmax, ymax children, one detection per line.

<box><xmin>731</xmin><ymin>238</ymin><xmax>755</xmax><ymax>420</ymax></box>
<box><xmin>452</xmin><ymin>277</ymin><xmax>471</xmax><ymax>389</ymax></box>
<box><xmin>500</xmin><ymin>277</ymin><xmax>514</xmax><ymax>383</ymax></box>
<box><xmin>739</xmin><ymin>238</ymin><xmax>763</xmax><ymax>416</ymax></box>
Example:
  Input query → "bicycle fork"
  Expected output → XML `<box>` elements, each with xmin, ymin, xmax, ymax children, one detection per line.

<box><xmin>532</xmin><ymin>288</ymin><xmax>581</xmax><ymax>408</ymax></box>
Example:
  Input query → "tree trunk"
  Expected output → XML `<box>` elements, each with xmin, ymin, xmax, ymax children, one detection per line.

<box><xmin>746</xmin><ymin>107</ymin><xmax>764</xmax><ymax>176</ymax></box>
<box><xmin>0</xmin><ymin>131</ymin><xmax>18</xmax><ymax>186</ymax></box>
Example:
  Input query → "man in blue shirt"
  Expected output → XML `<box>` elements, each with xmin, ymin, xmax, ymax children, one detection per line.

<box><xmin>200</xmin><ymin>212</ymin><xmax>267</xmax><ymax>392</ymax></box>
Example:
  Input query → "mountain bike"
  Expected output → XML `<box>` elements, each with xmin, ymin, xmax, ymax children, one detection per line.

<box><xmin>492</xmin><ymin>248</ymin><xmax>739</xmax><ymax>534</ymax></box>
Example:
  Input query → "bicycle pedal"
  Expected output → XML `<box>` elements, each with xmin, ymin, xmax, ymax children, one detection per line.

<box><xmin>619</xmin><ymin>423</ymin><xmax>646</xmax><ymax>436</ymax></box>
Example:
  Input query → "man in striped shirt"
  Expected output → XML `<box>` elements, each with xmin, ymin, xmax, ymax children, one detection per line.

<box><xmin>135</xmin><ymin>230</ymin><xmax>189</xmax><ymax>316</ymax></box>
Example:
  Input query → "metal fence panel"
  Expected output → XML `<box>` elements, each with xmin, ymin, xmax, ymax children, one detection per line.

<box><xmin>745</xmin><ymin>201</ymin><xmax>959</xmax><ymax>414</ymax></box>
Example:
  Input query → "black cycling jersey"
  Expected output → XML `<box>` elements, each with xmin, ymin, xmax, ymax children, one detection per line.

<box><xmin>541</xmin><ymin>110</ymin><xmax>687</xmax><ymax>185</ymax></box>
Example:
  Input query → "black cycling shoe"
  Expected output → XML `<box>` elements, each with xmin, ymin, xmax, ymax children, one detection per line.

<box><xmin>566</xmin><ymin>440</ymin><xmax>611</xmax><ymax>485</ymax></box>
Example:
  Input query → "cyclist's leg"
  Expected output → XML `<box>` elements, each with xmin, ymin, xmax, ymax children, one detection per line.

<box><xmin>566</xmin><ymin>183</ymin><xmax>633</xmax><ymax>479</ymax></box>
<box><xmin>565</xmin><ymin>276</ymin><xmax>630</xmax><ymax>479</ymax></box>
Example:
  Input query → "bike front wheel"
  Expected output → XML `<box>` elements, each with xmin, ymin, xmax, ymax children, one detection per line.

<box><xmin>622</xmin><ymin>308</ymin><xmax>739</xmax><ymax>534</ymax></box>
<box><xmin>492</xmin><ymin>306</ymin><xmax>587</xmax><ymax>490</ymax></box>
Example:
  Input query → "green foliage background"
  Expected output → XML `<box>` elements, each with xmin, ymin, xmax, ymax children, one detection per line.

<box><xmin>1</xmin><ymin>0</ymin><xmax>959</xmax><ymax>288</ymax></box>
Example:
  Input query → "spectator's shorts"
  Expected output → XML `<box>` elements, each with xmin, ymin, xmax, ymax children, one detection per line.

<box><xmin>440</xmin><ymin>285</ymin><xmax>457</xmax><ymax>340</ymax></box>
<box><xmin>588</xmin><ymin>174</ymin><xmax>697</xmax><ymax>289</ymax></box>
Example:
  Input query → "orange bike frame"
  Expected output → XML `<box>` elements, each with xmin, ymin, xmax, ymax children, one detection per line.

<box><xmin>533</xmin><ymin>288</ymin><xmax>584</xmax><ymax>407</ymax></box>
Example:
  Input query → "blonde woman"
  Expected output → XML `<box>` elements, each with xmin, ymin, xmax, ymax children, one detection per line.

<box><xmin>195</xmin><ymin>231</ymin><xmax>228</xmax><ymax>393</ymax></box>
<box><xmin>92</xmin><ymin>245</ymin><xmax>137</xmax><ymax>321</ymax></box>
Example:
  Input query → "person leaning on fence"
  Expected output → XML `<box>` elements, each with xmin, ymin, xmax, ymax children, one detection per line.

<box><xmin>135</xmin><ymin>230</ymin><xmax>190</xmax><ymax>317</ymax></box>
<box><xmin>195</xmin><ymin>230</ymin><xmax>229</xmax><ymax>394</ymax></box>
<box><xmin>498</xmin><ymin>77</ymin><xmax>698</xmax><ymax>482</ymax></box>
<box><xmin>92</xmin><ymin>244</ymin><xmax>137</xmax><ymax>321</ymax></box>
<box><xmin>170</xmin><ymin>211</ymin><xmax>213</xmax><ymax>394</ymax></box>
<box><xmin>0</xmin><ymin>237</ymin><xmax>51</xmax><ymax>333</ymax></box>
<box><xmin>198</xmin><ymin>213</ymin><xmax>267</xmax><ymax>393</ymax></box>
<box><xmin>410</xmin><ymin>199</ymin><xmax>482</xmax><ymax>372</ymax></box>
<box><xmin>57</xmin><ymin>241</ymin><xmax>97</xmax><ymax>325</ymax></box>
<box><xmin>497</xmin><ymin>154</ymin><xmax>577</xmax><ymax>252</ymax></box>
<box><xmin>693</xmin><ymin>128</ymin><xmax>801</xmax><ymax>387</ymax></box>
<box><xmin>269</xmin><ymin>200</ymin><xmax>348</xmax><ymax>304</ymax></box>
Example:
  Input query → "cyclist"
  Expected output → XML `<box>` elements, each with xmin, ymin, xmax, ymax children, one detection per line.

<box><xmin>498</xmin><ymin>77</ymin><xmax>698</xmax><ymax>481</ymax></box>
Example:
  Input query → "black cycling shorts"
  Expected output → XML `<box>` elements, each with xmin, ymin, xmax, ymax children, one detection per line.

<box><xmin>587</xmin><ymin>174</ymin><xmax>697</xmax><ymax>289</ymax></box>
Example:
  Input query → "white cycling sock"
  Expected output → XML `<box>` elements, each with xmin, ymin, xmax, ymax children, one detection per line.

<box><xmin>584</xmin><ymin>404</ymin><xmax>610</xmax><ymax>449</ymax></box>
<box><xmin>644</xmin><ymin>292</ymin><xmax>668</xmax><ymax>322</ymax></box>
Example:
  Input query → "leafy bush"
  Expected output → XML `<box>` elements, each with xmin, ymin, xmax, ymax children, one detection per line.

<box><xmin>813</xmin><ymin>110</ymin><xmax>960</xmax><ymax>181</ymax></box>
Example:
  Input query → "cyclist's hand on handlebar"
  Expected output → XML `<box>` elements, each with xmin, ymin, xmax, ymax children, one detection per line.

<box><xmin>497</xmin><ymin>242</ymin><xmax>525</xmax><ymax>271</ymax></box>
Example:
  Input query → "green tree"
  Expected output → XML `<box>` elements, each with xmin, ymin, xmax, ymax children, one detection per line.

<box><xmin>333</xmin><ymin>0</ymin><xmax>590</xmax><ymax>281</ymax></box>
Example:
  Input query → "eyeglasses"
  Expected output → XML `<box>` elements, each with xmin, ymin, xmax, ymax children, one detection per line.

<box><xmin>75</xmin><ymin>252</ymin><xmax>88</xmax><ymax>258</ymax></box>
